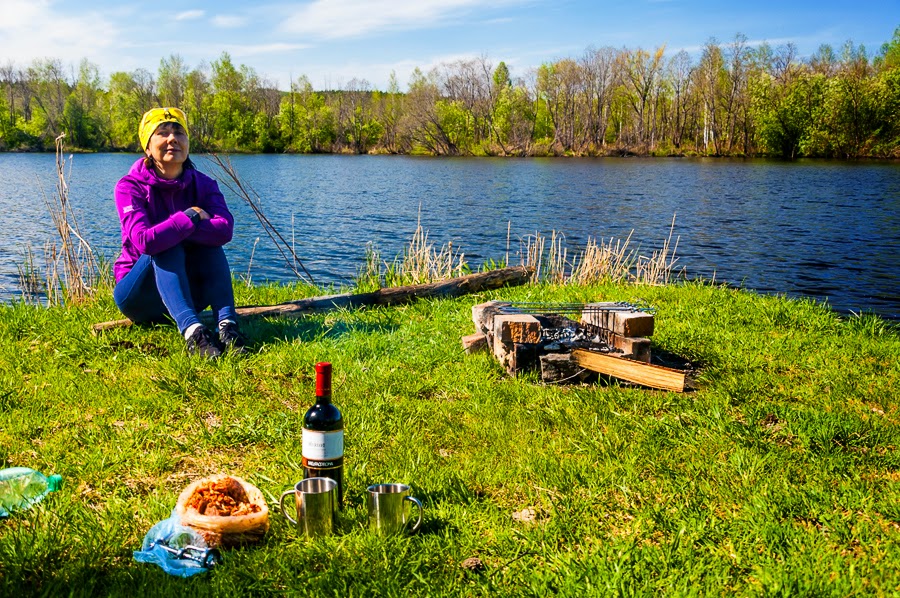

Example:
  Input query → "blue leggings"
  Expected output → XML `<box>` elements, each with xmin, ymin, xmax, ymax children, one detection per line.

<box><xmin>113</xmin><ymin>244</ymin><xmax>237</xmax><ymax>333</ymax></box>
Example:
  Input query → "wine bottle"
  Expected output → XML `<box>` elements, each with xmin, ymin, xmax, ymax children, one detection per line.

<box><xmin>302</xmin><ymin>362</ymin><xmax>344</xmax><ymax>507</ymax></box>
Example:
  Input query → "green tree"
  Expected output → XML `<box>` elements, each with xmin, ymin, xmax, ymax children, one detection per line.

<box><xmin>26</xmin><ymin>58</ymin><xmax>69</xmax><ymax>146</ymax></box>
<box><xmin>210</xmin><ymin>52</ymin><xmax>250</xmax><ymax>149</ymax></box>
<box><xmin>107</xmin><ymin>71</ymin><xmax>138</xmax><ymax>148</ymax></box>
<box><xmin>278</xmin><ymin>75</ymin><xmax>334</xmax><ymax>153</ymax></box>
<box><xmin>184</xmin><ymin>66</ymin><xmax>213</xmax><ymax>150</ymax></box>
<box><xmin>403</xmin><ymin>67</ymin><xmax>457</xmax><ymax>155</ymax></box>
<box><xmin>377</xmin><ymin>71</ymin><xmax>404</xmax><ymax>153</ymax></box>
<box><xmin>876</xmin><ymin>26</ymin><xmax>900</xmax><ymax>71</ymax></box>
<box><xmin>158</xmin><ymin>54</ymin><xmax>188</xmax><ymax>107</ymax></box>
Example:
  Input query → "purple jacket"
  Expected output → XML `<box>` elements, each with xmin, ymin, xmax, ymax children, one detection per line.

<box><xmin>114</xmin><ymin>158</ymin><xmax>234</xmax><ymax>282</ymax></box>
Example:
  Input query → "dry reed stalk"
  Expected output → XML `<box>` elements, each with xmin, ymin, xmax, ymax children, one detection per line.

<box><xmin>547</xmin><ymin>231</ymin><xmax>568</xmax><ymax>284</ymax></box>
<box><xmin>16</xmin><ymin>244</ymin><xmax>45</xmax><ymax>303</ymax></box>
<box><xmin>41</xmin><ymin>134</ymin><xmax>99</xmax><ymax>305</ymax></box>
<box><xmin>522</xmin><ymin>232</ymin><xmax>545</xmax><ymax>282</ymax></box>
<box><xmin>204</xmin><ymin>153</ymin><xmax>315</xmax><ymax>285</ymax></box>
<box><xmin>400</xmin><ymin>212</ymin><xmax>466</xmax><ymax>284</ymax></box>
<box><xmin>521</xmin><ymin>230</ymin><xmax>569</xmax><ymax>283</ymax></box>
<box><xmin>242</xmin><ymin>237</ymin><xmax>261</xmax><ymax>287</ymax></box>
<box><xmin>635</xmin><ymin>214</ymin><xmax>682</xmax><ymax>285</ymax></box>
<box><xmin>569</xmin><ymin>231</ymin><xmax>635</xmax><ymax>284</ymax></box>
<box><xmin>506</xmin><ymin>220</ymin><xmax>511</xmax><ymax>268</ymax></box>
<box><xmin>521</xmin><ymin>218</ymin><xmax>682</xmax><ymax>286</ymax></box>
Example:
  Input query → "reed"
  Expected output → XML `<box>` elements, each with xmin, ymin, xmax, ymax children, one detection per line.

<box><xmin>39</xmin><ymin>134</ymin><xmax>100</xmax><ymax>305</ymax></box>
<box><xmin>568</xmin><ymin>231</ymin><xmax>635</xmax><ymax>284</ymax></box>
<box><xmin>634</xmin><ymin>214</ymin><xmax>682</xmax><ymax>285</ymax></box>
<box><xmin>400</xmin><ymin>214</ymin><xmax>467</xmax><ymax>285</ymax></box>
<box><xmin>356</xmin><ymin>211</ymin><xmax>467</xmax><ymax>290</ymax></box>
<box><xmin>15</xmin><ymin>244</ymin><xmax>45</xmax><ymax>303</ymax></box>
<box><xmin>241</xmin><ymin>237</ymin><xmax>262</xmax><ymax>288</ymax></box>
<box><xmin>204</xmin><ymin>154</ymin><xmax>316</xmax><ymax>286</ymax></box>
<box><xmin>354</xmin><ymin>215</ymin><xmax>681</xmax><ymax>291</ymax></box>
<box><xmin>518</xmin><ymin>216</ymin><xmax>682</xmax><ymax>286</ymax></box>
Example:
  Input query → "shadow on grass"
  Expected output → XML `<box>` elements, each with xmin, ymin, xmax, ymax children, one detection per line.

<box><xmin>246</xmin><ymin>317</ymin><xmax>400</xmax><ymax>347</ymax></box>
<box><xmin>108</xmin><ymin>314</ymin><xmax>401</xmax><ymax>355</ymax></box>
<box><xmin>416</xmin><ymin>515</ymin><xmax>455</xmax><ymax>537</ymax></box>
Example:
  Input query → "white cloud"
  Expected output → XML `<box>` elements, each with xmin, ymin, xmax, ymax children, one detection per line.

<box><xmin>225</xmin><ymin>42</ymin><xmax>312</xmax><ymax>57</ymax></box>
<box><xmin>0</xmin><ymin>0</ymin><xmax>45</xmax><ymax>30</ymax></box>
<box><xmin>213</xmin><ymin>14</ymin><xmax>248</xmax><ymax>28</ymax></box>
<box><xmin>0</xmin><ymin>0</ymin><xmax>120</xmax><ymax>66</ymax></box>
<box><xmin>280</xmin><ymin>0</ymin><xmax>525</xmax><ymax>39</ymax></box>
<box><xmin>175</xmin><ymin>10</ymin><xmax>205</xmax><ymax>21</ymax></box>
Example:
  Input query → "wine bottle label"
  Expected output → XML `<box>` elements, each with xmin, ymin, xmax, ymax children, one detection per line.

<box><xmin>302</xmin><ymin>429</ymin><xmax>344</xmax><ymax>464</ymax></box>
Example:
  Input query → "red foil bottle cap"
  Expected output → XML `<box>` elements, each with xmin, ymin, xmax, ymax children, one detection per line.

<box><xmin>315</xmin><ymin>362</ymin><xmax>332</xmax><ymax>397</ymax></box>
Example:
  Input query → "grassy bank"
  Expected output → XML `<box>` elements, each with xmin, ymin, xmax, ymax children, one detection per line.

<box><xmin>1</xmin><ymin>280</ymin><xmax>899</xmax><ymax>596</ymax></box>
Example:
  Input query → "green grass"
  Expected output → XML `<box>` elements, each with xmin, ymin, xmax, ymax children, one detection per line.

<box><xmin>1</xmin><ymin>280</ymin><xmax>899</xmax><ymax>596</ymax></box>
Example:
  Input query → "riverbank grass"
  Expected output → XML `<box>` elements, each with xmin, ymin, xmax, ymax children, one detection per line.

<box><xmin>1</xmin><ymin>280</ymin><xmax>899</xmax><ymax>596</ymax></box>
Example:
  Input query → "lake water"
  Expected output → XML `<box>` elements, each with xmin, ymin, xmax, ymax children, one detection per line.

<box><xmin>0</xmin><ymin>153</ymin><xmax>897</xmax><ymax>319</ymax></box>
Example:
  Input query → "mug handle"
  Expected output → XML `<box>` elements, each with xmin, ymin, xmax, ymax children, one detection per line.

<box><xmin>279</xmin><ymin>489</ymin><xmax>298</xmax><ymax>525</ymax></box>
<box><xmin>405</xmin><ymin>496</ymin><xmax>424</xmax><ymax>533</ymax></box>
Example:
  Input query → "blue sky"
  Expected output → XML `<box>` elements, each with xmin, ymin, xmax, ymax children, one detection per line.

<box><xmin>1</xmin><ymin>0</ymin><xmax>897</xmax><ymax>91</ymax></box>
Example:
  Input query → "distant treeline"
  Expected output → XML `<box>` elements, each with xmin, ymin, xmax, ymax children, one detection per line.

<box><xmin>2</xmin><ymin>28</ymin><xmax>899</xmax><ymax>159</ymax></box>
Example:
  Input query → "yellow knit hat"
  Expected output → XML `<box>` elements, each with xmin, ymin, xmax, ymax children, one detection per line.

<box><xmin>139</xmin><ymin>107</ymin><xmax>189</xmax><ymax>150</ymax></box>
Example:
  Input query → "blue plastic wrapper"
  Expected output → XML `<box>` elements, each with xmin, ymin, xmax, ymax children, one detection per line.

<box><xmin>134</xmin><ymin>510</ymin><xmax>215</xmax><ymax>577</ymax></box>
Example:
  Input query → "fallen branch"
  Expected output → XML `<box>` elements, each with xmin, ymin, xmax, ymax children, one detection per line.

<box><xmin>92</xmin><ymin>266</ymin><xmax>533</xmax><ymax>333</ymax></box>
<box><xmin>204</xmin><ymin>154</ymin><xmax>315</xmax><ymax>285</ymax></box>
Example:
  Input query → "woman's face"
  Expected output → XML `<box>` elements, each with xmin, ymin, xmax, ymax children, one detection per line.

<box><xmin>145</xmin><ymin>122</ymin><xmax>189</xmax><ymax>170</ymax></box>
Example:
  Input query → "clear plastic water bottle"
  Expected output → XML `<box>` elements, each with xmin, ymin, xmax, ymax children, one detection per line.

<box><xmin>0</xmin><ymin>467</ymin><xmax>63</xmax><ymax>517</ymax></box>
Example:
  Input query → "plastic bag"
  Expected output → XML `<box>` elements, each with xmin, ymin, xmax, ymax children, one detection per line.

<box><xmin>133</xmin><ymin>510</ymin><xmax>217</xmax><ymax>577</ymax></box>
<box><xmin>175</xmin><ymin>474</ymin><xmax>269</xmax><ymax>548</ymax></box>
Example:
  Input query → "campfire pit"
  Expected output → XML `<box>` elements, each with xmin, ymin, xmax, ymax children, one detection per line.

<box><xmin>465</xmin><ymin>301</ymin><xmax>688</xmax><ymax>392</ymax></box>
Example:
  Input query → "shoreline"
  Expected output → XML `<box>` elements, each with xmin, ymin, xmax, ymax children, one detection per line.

<box><xmin>3</xmin><ymin>147</ymin><xmax>899</xmax><ymax>162</ymax></box>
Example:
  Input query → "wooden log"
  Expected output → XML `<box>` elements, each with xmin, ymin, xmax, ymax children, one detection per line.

<box><xmin>571</xmin><ymin>348</ymin><xmax>686</xmax><ymax>392</ymax></box>
<box><xmin>491</xmin><ymin>315</ymin><xmax>540</xmax><ymax>368</ymax></box>
<box><xmin>540</xmin><ymin>353</ymin><xmax>593</xmax><ymax>383</ymax></box>
<box><xmin>610</xmin><ymin>335</ymin><xmax>652</xmax><ymax>363</ymax></box>
<box><xmin>461</xmin><ymin>332</ymin><xmax>488</xmax><ymax>353</ymax></box>
<box><xmin>582</xmin><ymin>303</ymin><xmax>655</xmax><ymax>337</ymax></box>
<box><xmin>472</xmin><ymin>300</ymin><xmax>508</xmax><ymax>335</ymax></box>
<box><xmin>493</xmin><ymin>314</ymin><xmax>541</xmax><ymax>344</ymax></box>
<box><xmin>92</xmin><ymin>266</ymin><xmax>533</xmax><ymax>333</ymax></box>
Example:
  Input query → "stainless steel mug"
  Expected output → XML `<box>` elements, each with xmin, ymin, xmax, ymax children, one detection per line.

<box><xmin>366</xmin><ymin>483</ymin><xmax>424</xmax><ymax>534</ymax></box>
<box><xmin>279</xmin><ymin>477</ymin><xmax>337</xmax><ymax>537</ymax></box>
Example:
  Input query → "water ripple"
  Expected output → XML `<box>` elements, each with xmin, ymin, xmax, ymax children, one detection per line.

<box><xmin>0</xmin><ymin>154</ymin><xmax>897</xmax><ymax>319</ymax></box>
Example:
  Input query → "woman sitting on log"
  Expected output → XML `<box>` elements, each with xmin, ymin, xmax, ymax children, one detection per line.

<box><xmin>112</xmin><ymin>107</ymin><xmax>246</xmax><ymax>359</ymax></box>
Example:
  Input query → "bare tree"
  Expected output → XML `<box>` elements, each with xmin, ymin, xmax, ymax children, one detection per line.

<box><xmin>0</xmin><ymin>62</ymin><xmax>19</xmax><ymax>128</ymax></box>
<box><xmin>27</xmin><ymin>58</ymin><xmax>69</xmax><ymax>141</ymax></box>
<box><xmin>439</xmin><ymin>57</ymin><xmax>493</xmax><ymax>150</ymax></box>
<box><xmin>623</xmin><ymin>46</ymin><xmax>666</xmax><ymax>149</ymax></box>
<box><xmin>696</xmin><ymin>39</ymin><xmax>724</xmax><ymax>154</ymax></box>
<box><xmin>580</xmin><ymin>46</ymin><xmax>621</xmax><ymax>152</ymax></box>
<box><xmin>402</xmin><ymin>68</ymin><xmax>458</xmax><ymax>155</ymax></box>
<box><xmin>724</xmin><ymin>34</ymin><xmax>750</xmax><ymax>153</ymax></box>
<box><xmin>667</xmin><ymin>50</ymin><xmax>694</xmax><ymax>149</ymax></box>
<box><xmin>132</xmin><ymin>68</ymin><xmax>157</xmax><ymax>112</ymax></box>
<box><xmin>773</xmin><ymin>42</ymin><xmax>800</xmax><ymax>85</ymax></box>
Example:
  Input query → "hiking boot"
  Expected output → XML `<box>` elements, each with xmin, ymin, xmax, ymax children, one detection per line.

<box><xmin>186</xmin><ymin>325</ymin><xmax>222</xmax><ymax>359</ymax></box>
<box><xmin>218</xmin><ymin>320</ymin><xmax>248</xmax><ymax>355</ymax></box>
